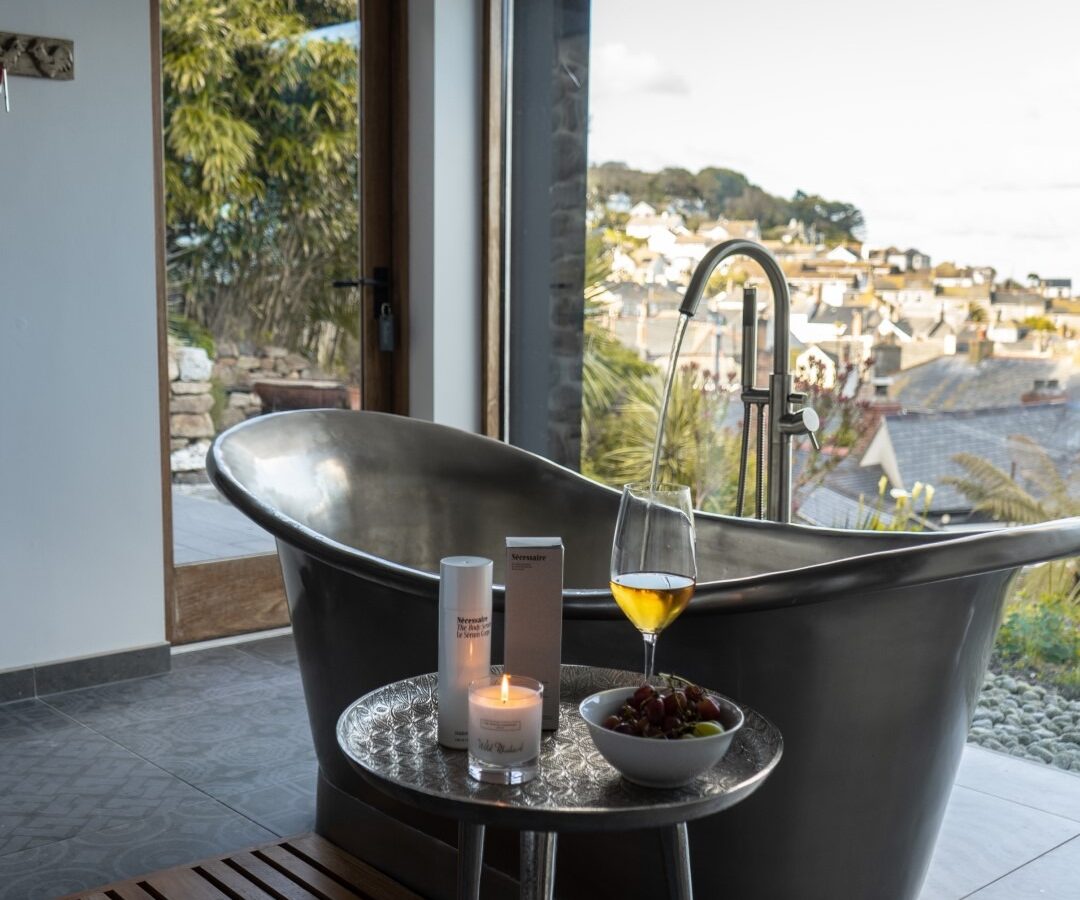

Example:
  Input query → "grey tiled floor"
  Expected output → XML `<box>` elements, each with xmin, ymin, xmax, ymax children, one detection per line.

<box><xmin>172</xmin><ymin>486</ymin><xmax>275</xmax><ymax>564</ymax></box>
<box><xmin>0</xmin><ymin>636</ymin><xmax>314</xmax><ymax>899</ymax></box>
<box><xmin>0</xmin><ymin>634</ymin><xmax>1077</xmax><ymax>898</ymax></box>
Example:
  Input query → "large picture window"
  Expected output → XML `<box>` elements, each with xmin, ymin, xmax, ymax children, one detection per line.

<box><xmin>503</xmin><ymin>0</ymin><xmax>1079</xmax><ymax>755</ymax></box>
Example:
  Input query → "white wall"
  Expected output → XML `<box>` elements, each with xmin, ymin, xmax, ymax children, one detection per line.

<box><xmin>408</xmin><ymin>0</ymin><xmax>482</xmax><ymax>431</ymax></box>
<box><xmin>0</xmin><ymin>0</ymin><xmax>165</xmax><ymax>669</ymax></box>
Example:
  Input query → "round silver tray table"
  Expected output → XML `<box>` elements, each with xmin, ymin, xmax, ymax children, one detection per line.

<box><xmin>337</xmin><ymin>665</ymin><xmax>782</xmax><ymax>900</ymax></box>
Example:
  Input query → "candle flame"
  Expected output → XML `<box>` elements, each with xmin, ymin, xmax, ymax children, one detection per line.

<box><xmin>500</xmin><ymin>673</ymin><xmax>510</xmax><ymax>703</ymax></box>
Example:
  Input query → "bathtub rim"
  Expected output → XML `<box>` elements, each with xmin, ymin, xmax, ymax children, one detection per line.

<box><xmin>208</xmin><ymin>409</ymin><xmax>1080</xmax><ymax>617</ymax></box>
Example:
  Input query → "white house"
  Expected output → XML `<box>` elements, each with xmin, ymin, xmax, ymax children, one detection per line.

<box><xmin>826</xmin><ymin>245</ymin><xmax>861</xmax><ymax>263</ymax></box>
<box><xmin>629</xmin><ymin>200</ymin><xmax>657</xmax><ymax>217</ymax></box>
<box><xmin>610</xmin><ymin>246</ymin><xmax>638</xmax><ymax>280</ymax></box>
<box><xmin>698</xmin><ymin>218</ymin><xmax>761</xmax><ymax>242</ymax></box>
<box><xmin>605</xmin><ymin>191</ymin><xmax>632</xmax><ymax>213</ymax></box>
<box><xmin>670</xmin><ymin>232</ymin><xmax>712</xmax><ymax>264</ymax></box>
<box><xmin>786</xmin><ymin>271</ymin><xmax>856</xmax><ymax>307</ymax></box>
<box><xmin>697</xmin><ymin>220</ymin><xmax>731</xmax><ymax>242</ymax></box>
<box><xmin>990</xmin><ymin>291</ymin><xmax>1048</xmax><ymax>324</ymax></box>
<box><xmin>1039</xmin><ymin>278</ymin><xmax>1072</xmax><ymax>299</ymax></box>
<box><xmin>646</xmin><ymin>227</ymin><xmax>679</xmax><ymax>254</ymax></box>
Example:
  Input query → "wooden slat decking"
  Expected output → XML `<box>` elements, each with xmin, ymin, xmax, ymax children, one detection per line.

<box><xmin>60</xmin><ymin>833</ymin><xmax>423</xmax><ymax>900</ymax></box>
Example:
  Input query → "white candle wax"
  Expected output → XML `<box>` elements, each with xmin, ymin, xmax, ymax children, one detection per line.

<box><xmin>468</xmin><ymin>679</ymin><xmax>543</xmax><ymax>767</ymax></box>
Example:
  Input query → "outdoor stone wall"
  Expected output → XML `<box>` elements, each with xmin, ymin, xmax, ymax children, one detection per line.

<box><xmin>212</xmin><ymin>343</ymin><xmax>325</xmax><ymax>430</ymax></box>
<box><xmin>168</xmin><ymin>342</ymin><xmax>328</xmax><ymax>481</ymax></box>
<box><xmin>168</xmin><ymin>344</ymin><xmax>216</xmax><ymax>482</ymax></box>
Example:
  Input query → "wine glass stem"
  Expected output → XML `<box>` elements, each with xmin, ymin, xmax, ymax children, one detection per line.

<box><xmin>643</xmin><ymin>632</ymin><xmax>659</xmax><ymax>682</ymax></box>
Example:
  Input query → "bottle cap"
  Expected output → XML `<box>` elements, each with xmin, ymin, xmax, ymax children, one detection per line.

<box><xmin>439</xmin><ymin>556</ymin><xmax>492</xmax><ymax>609</ymax></box>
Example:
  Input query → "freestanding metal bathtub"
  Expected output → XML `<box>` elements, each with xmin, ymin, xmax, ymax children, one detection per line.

<box><xmin>209</xmin><ymin>409</ymin><xmax>1080</xmax><ymax>900</ymax></box>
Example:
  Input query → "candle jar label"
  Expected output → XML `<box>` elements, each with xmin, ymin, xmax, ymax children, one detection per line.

<box><xmin>471</xmin><ymin>712</ymin><xmax>538</xmax><ymax>767</ymax></box>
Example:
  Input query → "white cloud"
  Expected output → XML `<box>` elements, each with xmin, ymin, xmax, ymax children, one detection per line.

<box><xmin>590</xmin><ymin>43</ymin><xmax>690</xmax><ymax>97</ymax></box>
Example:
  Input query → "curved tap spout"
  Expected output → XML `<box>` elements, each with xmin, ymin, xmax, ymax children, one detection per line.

<box><xmin>677</xmin><ymin>238</ymin><xmax>815</xmax><ymax>523</ymax></box>
<box><xmin>679</xmin><ymin>239</ymin><xmax>791</xmax><ymax>372</ymax></box>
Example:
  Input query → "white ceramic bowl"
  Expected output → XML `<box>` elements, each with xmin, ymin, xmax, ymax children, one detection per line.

<box><xmin>579</xmin><ymin>686</ymin><xmax>744</xmax><ymax>788</ymax></box>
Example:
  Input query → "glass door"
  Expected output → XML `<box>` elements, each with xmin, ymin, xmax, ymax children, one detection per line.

<box><xmin>157</xmin><ymin>0</ymin><xmax>407</xmax><ymax>643</ymax></box>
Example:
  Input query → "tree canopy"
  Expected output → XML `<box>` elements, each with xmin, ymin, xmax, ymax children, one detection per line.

<box><xmin>588</xmin><ymin>161</ymin><xmax>865</xmax><ymax>243</ymax></box>
<box><xmin>163</xmin><ymin>0</ymin><xmax>359</xmax><ymax>370</ymax></box>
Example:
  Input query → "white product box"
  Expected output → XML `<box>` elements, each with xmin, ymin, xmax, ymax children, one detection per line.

<box><xmin>504</xmin><ymin>537</ymin><xmax>563</xmax><ymax>730</ymax></box>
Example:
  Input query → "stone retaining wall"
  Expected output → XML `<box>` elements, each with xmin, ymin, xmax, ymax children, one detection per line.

<box><xmin>167</xmin><ymin>342</ymin><xmax>331</xmax><ymax>481</ymax></box>
<box><xmin>168</xmin><ymin>345</ymin><xmax>216</xmax><ymax>482</ymax></box>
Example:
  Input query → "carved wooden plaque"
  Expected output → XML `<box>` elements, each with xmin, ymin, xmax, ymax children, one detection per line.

<box><xmin>0</xmin><ymin>31</ymin><xmax>74</xmax><ymax>80</ymax></box>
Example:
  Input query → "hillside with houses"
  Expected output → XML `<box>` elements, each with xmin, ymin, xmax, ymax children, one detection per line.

<box><xmin>586</xmin><ymin>181</ymin><xmax>1080</xmax><ymax>532</ymax></box>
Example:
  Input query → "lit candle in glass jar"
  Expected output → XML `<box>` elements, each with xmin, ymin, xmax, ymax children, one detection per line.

<box><xmin>467</xmin><ymin>673</ymin><xmax>543</xmax><ymax>784</ymax></box>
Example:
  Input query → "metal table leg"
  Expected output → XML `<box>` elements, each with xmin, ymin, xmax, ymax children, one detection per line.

<box><xmin>520</xmin><ymin>830</ymin><xmax>557</xmax><ymax>900</ymax></box>
<box><xmin>661</xmin><ymin>822</ymin><xmax>693</xmax><ymax>900</ymax></box>
<box><xmin>457</xmin><ymin>822</ymin><xmax>485</xmax><ymax>900</ymax></box>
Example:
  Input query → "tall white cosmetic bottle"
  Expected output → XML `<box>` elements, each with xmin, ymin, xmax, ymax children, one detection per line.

<box><xmin>437</xmin><ymin>556</ymin><xmax>493</xmax><ymax>749</ymax></box>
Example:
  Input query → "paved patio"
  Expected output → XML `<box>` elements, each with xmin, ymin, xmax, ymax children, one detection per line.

<box><xmin>172</xmin><ymin>485</ymin><xmax>275</xmax><ymax>564</ymax></box>
<box><xmin>923</xmin><ymin>745</ymin><xmax>1079</xmax><ymax>897</ymax></box>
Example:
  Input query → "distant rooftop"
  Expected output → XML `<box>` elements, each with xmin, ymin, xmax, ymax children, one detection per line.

<box><xmin>875</xmin><ymin>402</ymin><xmax>1080</xmax><ymax>512</ymax></box>
<box><xmin>888</xmin><ymin>356</ymin><xmax>1079</xmax><ymax>412</ymax></box>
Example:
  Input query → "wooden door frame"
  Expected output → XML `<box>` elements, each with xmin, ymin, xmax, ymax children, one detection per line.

<box><xmin>154</xmin><ymin>1</ymin><xmax>410</xmax><ymax>644</ymax></box>
<box><xmin>150</xmin><ymin>0</ymin><xmax>176</xmax><ymax>641</ymax></box>
<box><xmin>360</xmin><ymin>0</ymin><xmax>410</xmax><ymax>414</ymax></box>
<box><xmin>482</xmin><ymin>0</ymin><xmax>510</xmax><ymax>439</ymax></box>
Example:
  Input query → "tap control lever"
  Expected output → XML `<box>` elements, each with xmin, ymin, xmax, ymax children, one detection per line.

<box><xmin>780</xmin><ymin>406</ymin><xmax>821</xmax><ymax>451</ymax></box>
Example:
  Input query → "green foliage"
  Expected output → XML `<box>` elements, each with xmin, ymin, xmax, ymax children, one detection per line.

<box><xmin>1021</xmin><ymin>315</ymin><xmax>1057</xmax><ymax>333</ymax></box>
<box><xmin>581</xmin><ymin>316</ymin><xmax>656</xmax><ymax>467</ymax></box>
<box><xmin>948</xmin><ymin>436</ymin><xmax>1080</xmax><ymax>693</ymax></box>
<box><xmin>162</xmin><ymin>0</ymin><xmax>359</xmax><ymax>372</ymax></box>
<box><xmin>587</xmin><ymin>162</ymin><xmax>864</xmax><ymax>242</ymax></box>
<box><xmin>592</xmin><ymin>367</ymin><xmax>721</xmax><ymax>504</ymax></box>
<box><xmin>997</xmin><ymin>603</ymin><xmax>1078</xmax><ymax>667</ymax></box>
<box><xmin>996</xmin><ymin>595</ymin><xmax>1080</xmax><ymax>698</ymax></box>
<box><xmin>788</xmin><ymin>191</ymin><xmax>865</xmax><ymax>244</ymax></box>
<box><xmin>209</xmin><ymin>376</ymin><xmax>229</xmax><ymax>430</ymax></box>
<box><xmin>947</xmin><ymin>436</ymin><xmax>1078</xmax><ymax>527</ymax></box>
<box><xmin>968</xmin><ymin>304</ymin><xmax>989</xmax><ymax>323</ymax></box>
<box><xmin>168</xmin><ymin>310</ymin><xmax>216</xmax><ymax>355</ymax></box>
<box><xmin>854</xmin><ymin>477</ymin><xmax>934</xmax><ymax>531</ymax></box>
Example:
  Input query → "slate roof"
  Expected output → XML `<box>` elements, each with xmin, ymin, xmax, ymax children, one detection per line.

<box><xmin>888</xmin><ymin>356</ymin><xmax>1080</xmax><ymax>412</ymax></box>
<box><xmin>810</xmin><ymin>304</ymin><xmax>882</xmax><ymax>331</ymax></box>
<box><xmin>793</xmin><ymin>453</ymin><xmax>893</xmax><ymax>528</ymax></box>
<box><xmin>599</xmin><ymin>281</ymin><xmax>683</xmax><ymax>312</ymax></box>
<box><xmin>796</xmin><ymin>485</ymin><xmax>897</xmax><ymax>529</ymax></box>
<box><xmin>881</xmin><ymin>403</ymin><xmax>1080</xmax><ymax>512</ymax></box>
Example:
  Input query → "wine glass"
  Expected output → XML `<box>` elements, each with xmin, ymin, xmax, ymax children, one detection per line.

<box><xmin>610</xmin><ymin>482</ymin><xmax>697</xmax><ymax>681</ymax></box>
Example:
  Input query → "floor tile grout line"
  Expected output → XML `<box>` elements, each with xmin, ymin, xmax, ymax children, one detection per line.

<box><xmin>1</xmin><ymin>699</ymin><xmax>275</xmax><ymax>862</ymax></box>
<box><xmin>0</xmin><ymin>833</ymin><xmax>76</xmax><ymax>862</ymax></box>
<box><xmin>231</xmin><ymin>643</ymin><xmax>299</xmax><ymax>671</ymax></box>
<box><xmin>36</xmin><ymin>695</ymin><xmax>294</xmax><ymax>841</ymax></box>
<box><xmin>953</xmin><ymin>780</ymin><xmax>1080</xmax><ymax>825</ymax></box>
<box><xmin>958</xmin><ymin>832</ymin><xmax>1080</xmax><ymax>898</ymax></box>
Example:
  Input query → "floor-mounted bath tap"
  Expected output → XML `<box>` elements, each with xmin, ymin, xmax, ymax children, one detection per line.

<box><xmin>679</xmin><ymin>239</ymin><xmax>819</xmax><ymax>523</ymax></box>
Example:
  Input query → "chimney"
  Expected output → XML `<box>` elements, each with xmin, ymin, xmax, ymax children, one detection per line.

<box><xmin>968</xmin><ymin>337</ymin><xmax>994</xmax><ymax>363</ymax></box>
<box><xmin>1020</xmin><ymin>378</ymin><xmax>1066</xmax><ymax>405</ymax></box>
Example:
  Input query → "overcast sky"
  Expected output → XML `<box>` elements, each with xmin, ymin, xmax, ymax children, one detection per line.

<box><xmin>589</xmin><ymin>0</ymin><xmax>1080</xmax><ymax>285</ymax></box>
